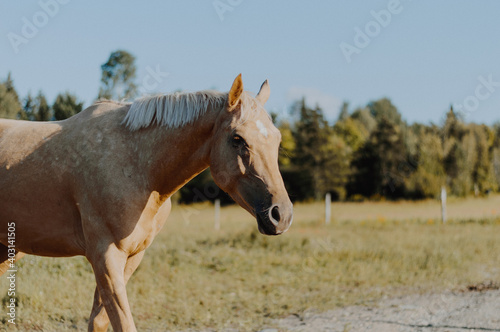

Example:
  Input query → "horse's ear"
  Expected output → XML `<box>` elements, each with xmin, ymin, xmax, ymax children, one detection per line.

<box><xmin>228</xmin><ymin>74</ymin><xmax>244</xmax><ymax>110</ymax></box>
<box><xmin>256</xmin><ymin>79</ymin><xmax>270</xmax><ymax>105</ymax></box>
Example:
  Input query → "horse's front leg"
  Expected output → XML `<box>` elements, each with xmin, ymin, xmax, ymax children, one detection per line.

<box><xmin>88</xmin><ymin>244</ymin><xmax>136</xmax><ymax>332</ymax></box>
<box><xmin>88</xmin><ymin>251</ymin><xmax>145</xmax><ymax>332</ymax></box>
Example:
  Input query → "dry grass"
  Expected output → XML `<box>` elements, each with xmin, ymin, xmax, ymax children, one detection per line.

<box><xmin>2</xmin><ymin>196</ymin><xmax>500</xmax><ymax>331</ymax></box>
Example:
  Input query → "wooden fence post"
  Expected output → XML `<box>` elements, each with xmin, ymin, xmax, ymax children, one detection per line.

<box><xmin>441</xmin><ymin>186</ymin><xmax>447</xmax><ymax>224</ymax></box>
<box><xmin>325</xmin><ymin>193</ymin><xmax>331</xmax><ymax>224</ymax></box>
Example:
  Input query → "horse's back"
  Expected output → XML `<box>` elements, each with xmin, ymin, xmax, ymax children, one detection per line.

<box><xmin>0</xmin><ymin>102</ymin><xmax>130</xmax><ymax>256</ymax></box>
<box><xmin>0</xmin><ymin>101</ymin><xmax>129</xmax><ymax>167</ymax></box>
<box><xmin>0</xmin><ymin>118</ymin><xmax>18</xmax><ymax>135</ymax></box>
<box><xmin>0</xmin><ymin>118</ymin><xmax>62</xmax><ymax>166</ymax></box>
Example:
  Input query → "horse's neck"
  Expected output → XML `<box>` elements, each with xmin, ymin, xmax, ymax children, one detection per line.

<box><xmin>140</xmin><ymin>105</ymin><xmax>221</xmax><ymax>197</ymax></box>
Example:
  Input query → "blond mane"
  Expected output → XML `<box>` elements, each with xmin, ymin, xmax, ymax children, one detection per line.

<box><xmin>122</xmin><ymin>90</ymin><xmax>227</xmax><ymax>130</ymax></box>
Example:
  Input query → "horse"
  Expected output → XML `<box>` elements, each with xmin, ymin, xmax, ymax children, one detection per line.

<box><xmin>0</xmin><ymin>74</ymin><xmax>293</xmax><ymax>331</ymax></box>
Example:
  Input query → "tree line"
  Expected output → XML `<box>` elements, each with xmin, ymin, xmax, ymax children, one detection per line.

<box><xmin>279</xmin><ymin>98</ymin><xmax>500</xmax><ymax>201</ymax></box>
<box><xmin>2</xmin><ymin>49</ymin><xmax>499</xmax><ymax>202</ymax></box>
<box><xmin>0</xmin><ymin>72</ymin><xmax>84</xmax><ymax>121</ymax></box>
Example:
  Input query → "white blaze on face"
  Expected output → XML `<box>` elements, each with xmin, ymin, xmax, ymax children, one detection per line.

<box><xmin>256</xmin><ymin>120</ymin><xmax>268</xmax><ymax>138</ymax></box>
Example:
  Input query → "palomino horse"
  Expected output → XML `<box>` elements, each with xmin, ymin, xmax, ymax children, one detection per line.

<box><xmin>0</xmin><ymin>74</ymin><xmax>292</xmax><ymax>331</ymax></box>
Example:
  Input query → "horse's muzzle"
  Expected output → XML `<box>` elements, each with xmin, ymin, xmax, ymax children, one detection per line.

<box><xmin>256</xmin><ymin>202</ymin><xmax>293</xmax><ymax>236</ymax></box>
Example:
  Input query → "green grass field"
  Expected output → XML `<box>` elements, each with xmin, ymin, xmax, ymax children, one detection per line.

<box><xmin>2</xmin><ymin>196</ymin><xmax>500</xmax><ymax>331</ymax></box>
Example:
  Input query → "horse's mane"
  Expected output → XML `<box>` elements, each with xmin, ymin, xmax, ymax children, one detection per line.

<box><xmin>122</xmin><ymin>90</ymin><xmax>227</xmax><ymax>131</ymax></box>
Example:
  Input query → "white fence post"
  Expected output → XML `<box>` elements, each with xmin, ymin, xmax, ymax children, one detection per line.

<box><xmin>325</xmin><ymin>193</ymin><xmax>331</xmax><ymax>224</ymax></box>
<box><xmin>441</xmin><ymin>186</ymin><xmax>447</xmax><ymax>224</ymax></box>
<box><xmin>214</xmin><ymin>199</ymin><xmax>221</xmax><ymax>231</ymax></box>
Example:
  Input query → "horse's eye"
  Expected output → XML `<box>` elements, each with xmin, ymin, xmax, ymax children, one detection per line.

<box><xmin>232</xmin><ymin>135</ymin><xmax>247</xmax><ymax>148</ymax></box>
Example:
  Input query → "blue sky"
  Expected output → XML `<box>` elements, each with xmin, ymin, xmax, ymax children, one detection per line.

<box><xmin>1</xmin><ymin>0</ymin><xmax>500</xmax><ymax>125</ymax></box>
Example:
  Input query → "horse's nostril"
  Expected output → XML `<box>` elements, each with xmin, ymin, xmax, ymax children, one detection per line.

<box><xmin>271</xmin><ymin>206</ymin><xmax>281</xmax><ymax>222</ymax></box>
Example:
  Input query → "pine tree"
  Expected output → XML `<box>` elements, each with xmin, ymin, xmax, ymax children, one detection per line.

<box><xmin>35</xmin><ymin>91</ymin><xmax>51</xmax><ymax>121</ymax></box>
<box><xmin>0</xmin><ymin>74</ymin><xmax>22</xmax><ymax>119</ymax></box>
<box><xmin>442</xmin><ymin>106</ymin><xmax>469</xmax><ymax>195</ymax></box>
<box><xmin>53</xmin><ymin>92</ymin><xmax>83</xmax><ymax>120</ymax></box>
<box><xmin>348</xmin><ymin>116</ymin><xmax>407</xmax><ymax>199</ymax></box>
<box><xmin>5</xmin><ymin>72</ymin><xmax>19</xmax><ymax>101</ymax></box>
<box><xmin>291</xmin><ymin>99</ymin><xmax>350</xmax><ymax>200</ymax></box>
<box><xmin>19</xmin><ymin>92</ymin><xmax>35</xmax><ymax>120</ymax></box>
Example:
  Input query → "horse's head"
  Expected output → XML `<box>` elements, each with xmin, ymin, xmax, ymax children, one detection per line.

<box><xmin>210</xmin><ymin>74</ymin><xmax>293</xmax><ymax>235</ymax></box>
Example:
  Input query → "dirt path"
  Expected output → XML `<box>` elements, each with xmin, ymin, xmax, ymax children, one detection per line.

<box><xmin>275</xmin><ymin>288</ymin><xmax>500</xmax><ymax>332</ymax></box>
